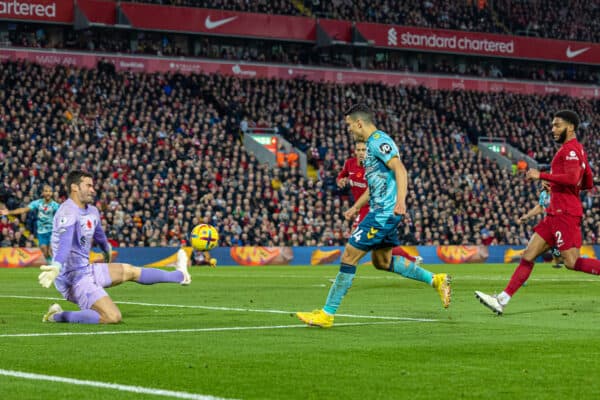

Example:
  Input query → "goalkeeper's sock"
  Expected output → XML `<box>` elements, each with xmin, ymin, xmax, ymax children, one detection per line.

<box><xmin>53</xmin><ymin>310</ymin><xmax>100</xmax><ymax>324</ymax></box>
<box><xmin>323</xmin><ymin>264</ymin><xmax>356</xmax><ymax>315</ymax></box>
<box><xmin>137</xmin><ymin>268</ymin><xmax>183</xmax><ymax>285</ymax></box>
<box><xmin>390</xmin><ymin>256</ymin><xmax>433</xmax><ymax>285</ymax></box>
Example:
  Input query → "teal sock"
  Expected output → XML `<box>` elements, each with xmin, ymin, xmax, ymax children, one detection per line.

<box><xmin>323</xmin><ymin>264</ymin><xmax>356</xmax><ymax>315</ymax></box>
<box><xmin>391</xmin><ymin>256</ymin><xmax>433</xmax><ymax>285</ymax></box>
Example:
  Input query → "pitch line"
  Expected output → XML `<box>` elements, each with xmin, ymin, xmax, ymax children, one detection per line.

<box><xmin>0</xmin><ymin>320</ymin><xmax>419</xmax><ymax>338</ymax></box>
<box><xmin>0</xmin><ymin>295</ymin><xmax>438</xmax><ymax>322</ymax></box>
<box><xmin>0</xmin><ymin>368</ymin><xmax>233</xmax><ymax>400</ymax></box>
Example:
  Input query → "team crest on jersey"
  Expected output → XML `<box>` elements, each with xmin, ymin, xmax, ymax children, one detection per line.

<box><xmin>566</xmin><ymin>150</ymin><xmax>579</xmax><ymax>161</ymax></box>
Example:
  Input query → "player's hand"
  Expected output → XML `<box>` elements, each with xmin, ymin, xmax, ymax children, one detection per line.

<box><xmin>344</xmin><ymin>206</ymin><xmax>358</xmax><ymax>221</ymax></box>
<box><xmin>38</xmin><ymin>264</ymin><xmax>60</xmax><ymax>288</ymax></box>
<box><xmin>516</xmin><ymin>216</ymin><xmax>525</xmax><ymax>224</ymax></box>
<box><xmin>337</xmin><ymin>178</ymin><xmax>348</xmax><ymax>188</ymax></box>
<box><xmin>394</xmin><ymin>202</ymin><xmax>406</xmax><ymax>216</ymax></box>
<box><xmin>103</xmin><ymin>243</ymin><xmax>113</xmax><ymax>263</ymax></box>
<box><xmin>0</xmin><ymin>209</ymin><xmax>8</xmax><ymax>216</ymax></box>
<box><xmin>526</xmin><ymin>169</ymin><xmax>540</xmax><ymax>180</ymax></box>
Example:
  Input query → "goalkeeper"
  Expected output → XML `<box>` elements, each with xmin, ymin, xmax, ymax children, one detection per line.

<box><xmin>39</xmin><ymin>170</ymin><xmax>191</xmax><ymax>324</ymax></box>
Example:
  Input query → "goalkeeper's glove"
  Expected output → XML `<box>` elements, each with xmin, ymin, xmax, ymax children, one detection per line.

<box><xmin>38</xmin><ymin>262</ymin><xmax>61</xmax><ymax>288</ymax></box>
<box><xmin>102</xmin><ymin>243</ymin><xmax>113</xmax><ymax>263</ymax></box>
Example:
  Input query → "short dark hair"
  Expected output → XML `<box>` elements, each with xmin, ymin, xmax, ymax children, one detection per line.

<box><xmin>344</xmin><ymin>103</ymin><xmax>374</xmax><ymax>124</ymax></box>
<box><xmin>66</xmin><ymin>170</ymin><xmax>92</xmax><ymax>193</ymax></box>
<box><xmin>554</xmin><ymin>110</ymin><xmax>580</xmax><ymax>130</ymax></box>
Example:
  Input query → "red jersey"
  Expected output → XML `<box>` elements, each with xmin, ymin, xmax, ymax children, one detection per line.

<box><xmin>337</xmin><ymin>157</ymin><xmax>369</xmax><ymax>223</ymax></box>
<box><xmin>539</xmin><ymin>138</ymin><xmax>594</xmax><ymax>217</ymax></box>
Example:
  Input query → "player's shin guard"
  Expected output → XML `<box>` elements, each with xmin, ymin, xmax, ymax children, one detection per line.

<box><xmin>137</xmin><ymin>268</ymin><xmax>184</xmax><ymax>284</ymax></box>
<box><xmin>504</xmin><ymin>259</ymin><xmax>534</xmax><ymax>296</ymax></box>
<box><xmin>53</xmin><ymin>310</ymin><xmax>100</xmax><ymax>324</ymax></box>
<box><xmin>390</xmin><ymin>256</ymin><xmax>433</xmax><ymax>285</ymax></box>
<box><xmin>574</xmin><ymin>258</ymin><xmax>600</xmax><ymax>275</ymax></box>
<box><xmin>323</xmin><ymin>264</ymin><xmax>356</xmax><ymax>315</ymax></box>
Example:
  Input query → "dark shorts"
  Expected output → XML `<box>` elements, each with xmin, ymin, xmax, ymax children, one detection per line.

<box><xmin>534</xmin><ymin>214</ymin><xmax>582</xmax><ymax>252</ymax></box>
<box><xmin>348</xmin><ymin>212</ymin><xmax>402</xmax><ymax>251</ymax></box>
<box><xmin>54</xmin><ymin>264</ymin><xmax>112</xmax><ymax>310</ymax></box>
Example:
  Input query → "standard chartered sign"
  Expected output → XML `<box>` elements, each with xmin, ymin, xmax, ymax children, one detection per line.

<box><xmin>386</xmin><ymin>28</ymin><xmax>515</xmax><ymax>55</ymax></box>
<box><xmin>0</xmin><ymin>0</ymin><xmax>56</xmax><ymax>18</ymax></box>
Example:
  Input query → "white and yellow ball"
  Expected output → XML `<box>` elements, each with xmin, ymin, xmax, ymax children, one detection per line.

<box><xmin>191</xmin><ymin>224</ymin><xmax>219</xmax><ymax>251</ymax></box>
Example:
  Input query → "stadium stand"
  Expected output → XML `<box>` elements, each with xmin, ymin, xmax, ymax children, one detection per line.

<box><xmin>121</xmin><ymin>0</ymin><xmax>600</xmax><ymax>42</ymax></box>
<box><xmin>0</xmin><ymin>60</ymin><xmax>597</xmax><ymax>248</ymax></box>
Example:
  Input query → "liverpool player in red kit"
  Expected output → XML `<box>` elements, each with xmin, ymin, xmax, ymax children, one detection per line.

<box><xmin>337</xmin><ymin>141</ymin><xmax>369</xmax><ymax>227</ymax></box>
<box><xmin>476</xmin><ymin>110</ymin><xmax>597</xmax><ymax>315</ymax></box>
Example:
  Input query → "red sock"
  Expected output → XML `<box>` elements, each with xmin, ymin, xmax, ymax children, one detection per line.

<box><xmin>574</xmin><ymin>258</ymin><xmax>600</xmax><ymax>275</ymax></box>
<box><xmin>504</xmin><ymin>259</ymin><xmax>534</xmax><ymax>296</ymax></box>
<box><xmin>392</xmin><ymin>247</ymin><xmax>416</xmax><ymax>262</ymax></box>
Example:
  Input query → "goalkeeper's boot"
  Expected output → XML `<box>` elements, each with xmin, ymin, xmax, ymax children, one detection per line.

<box><xmin>42</xmin><ymin>303</ymin><xmax>63</xmax><ymax>322</ymax></box>
<box><xmin>475</xmin><ymin>291</ymin><xmax>504</xmax><ymax>315</ymax></box>
<box><xmin>176</xmin><ymin>249</ymin><xmax>192</xmax><ymax>285</ymax></box>
<box><xmin>296</xmin><ymin>309</ymin><xmax>334</xmax><ymax>328</ymax></box>
<box><xmin>209</xmin><ymin>258</ymin><xmax>217</xmax><ymax>268</ymax></box>
<box><xmin>432</xmin><ymin>273</ymin><xmax>452</xmax><ymax>308</ymax></box>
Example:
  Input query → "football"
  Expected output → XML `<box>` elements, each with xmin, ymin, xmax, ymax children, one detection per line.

<box><xmin>191</xmin><ymin>224</ymin><xmax>219</xmax><ymax>251</ymax></box>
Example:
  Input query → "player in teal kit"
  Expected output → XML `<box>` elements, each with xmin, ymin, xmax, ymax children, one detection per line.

<box><xmin>296</xmin><ymin>104</ymin><xmax>451</xmax><ymax>328</ymax></box>
<box><xmin>1</xmin><ymin>185</ymin><xmax>59</xmax><ymax>262</ymax></box>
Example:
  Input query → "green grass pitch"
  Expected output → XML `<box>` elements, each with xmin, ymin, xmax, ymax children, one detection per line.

<box><xmin>1</xmin><ymin>263</ymin><xmax>600</xmax><ymax>399</ymax></box>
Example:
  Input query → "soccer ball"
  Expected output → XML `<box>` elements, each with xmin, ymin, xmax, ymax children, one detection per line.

<box><xmin>191</xmin><ymin>224</ymin><xmax>219</xmax><ymax>251</ymax></box>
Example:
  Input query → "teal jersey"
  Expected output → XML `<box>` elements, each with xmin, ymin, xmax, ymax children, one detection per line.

<box><xmin>363</xmin><ymin>130</ymin><xmax>400</xmax><ymax>219</ymax></box>
<box><xmin>538</xmin><ymin>190</ymin><xmax>550</xmax><ymax>212</ymax></box>
<box><xmin>28</xmin><ymin>199</ymin><xmax>60</xmax><ymax>234</ymax></box>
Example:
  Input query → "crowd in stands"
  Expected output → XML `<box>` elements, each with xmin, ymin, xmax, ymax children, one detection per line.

<box><xmin>0</xmin><ymin>60</ymin><xmax>598</xmax><ymax>249</ymax></box>
<box><xmin>7</xmin><ymin>27</ymin><xmax>600</xmax><ymax>86</ymax></box>
<box><xmin>122</xmin><ymin>0</ymin><xmax>599</xmax><ymax>43</ymax></box>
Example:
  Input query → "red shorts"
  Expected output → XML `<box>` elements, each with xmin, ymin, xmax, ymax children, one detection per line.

<box><xmin>534</xmin><ymin>214</ymin><xmax>582</xmax><ymax>251</ymax></box>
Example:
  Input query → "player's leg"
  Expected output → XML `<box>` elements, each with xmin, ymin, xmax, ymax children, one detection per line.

<box><xmin>476</xmin><ymin>232</ymin><xmax>549</xmax><ymax>315</ymax></box>
<box><xmin>108</xmin><ymin>249</ymin><xmax>191</xmax><ymax>286</ymax></box>
<box><xmin>44</xmin><ymin>270</ymin><xmax>112</xmax><ymax>324</ymax></box>
<box><xmin>558</xmin><ymin>217</ymin><xmax>600</xmax><ymax>275</ymax></box>
<box><xmin>551</xmin><ymin>247</ymin><xmax>564</xmax><ymax>268</ymax></box>
<box><xmin>374</xmin><ymin>245</ymin><xmax>451</xmax><ymax>308</ymax></box>
<box><xmin>37</xmin><ymin>232</ymin><xmax>52</xmax><ymax>263</ymax></box>
<box><xmin>296</xmin><ymin>243</ymin><xmax>366</xmax><ymax>328</ymax></box>
<box><xmin>391</xmin><ymin>246</ymin><xmax>419</xmax><ymax>263</ymax></box>
<box><xmin>564</xmin><ymin>246</ymin><xmax>600</xmax><ymax>275</ymax></box>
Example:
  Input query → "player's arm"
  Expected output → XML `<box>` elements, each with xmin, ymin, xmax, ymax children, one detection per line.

<box><xmin>517</xmin><ymin>204</ymin><xmax>544</xmax><ymax>224</ymax></box>
<box><xmin>38</xmin><ymin>213</ymin><xmax>76</xmax><ymax>288</ymax></box>
<box><xmin>535</xmin><ymin>158</ymin><xmax>585</xmax><ymax>186</ymax></box>
<box><xmin>582</xmin><ymin>161</ymin><xmax>594</xmax><ymax>190</ymax></box>
<box><xmin>0</xmin><ymin>206</ymin><xmax>31</xmax><ymax>216</ymax></box>
<box><xmin>344</xmin><ymin>188</ymin><xmax>369</xmax><ymax>221</ymax></box>
<box><xmin>387</xmin><ymin>156</ymin><xmax>408</xmax><ymax>215</ymax></box>
<box><xmin>337</xmin><ymin>160</ymin><xmax>349</xmax><ymax>187</ymax></box>
<box><xmin>93</xmin><ymin>219</ymin><xmax>112</xmax><ymax>263</ymax></box>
